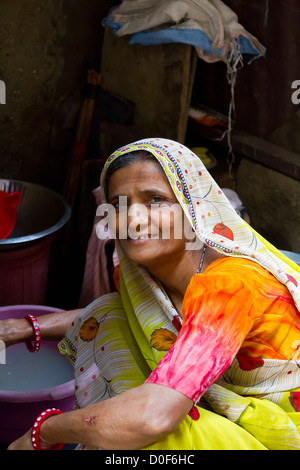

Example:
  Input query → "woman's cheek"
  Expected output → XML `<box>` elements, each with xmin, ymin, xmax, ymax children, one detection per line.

<box><xmin>150</xmin><ymin>204</ymin><xmax>182</xmax><ymax>240</ymax></box>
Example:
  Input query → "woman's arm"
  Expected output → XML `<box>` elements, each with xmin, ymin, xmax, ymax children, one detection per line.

<box><xmin>8</xmin><ymin>383</ymin><xmax>193</xmax><ymax>450</ymax></box>
<box><xmin>0</xmin><ymin>309</ymin><xmax>82</xmax><ymax>347</ymax></box>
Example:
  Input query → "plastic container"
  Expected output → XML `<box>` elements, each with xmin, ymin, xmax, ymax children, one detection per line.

<box><xmin>0</xmin><ymin>236</ymin><xmax>54</xmax><ymax>306</ymax></box>
<box><xmin>0</xmin><ymin>180</ymin><xmax>71</xmax><ymax>306</ymax></box>
<box><xmin>0</xmin><ymin>305</ymin><xmax>75</xmax><ymax>446</ymax></box>
<box><xmin>281</xmin><ymin>250</ymin><xmax>300</xmax><ymax>267</ymax></box>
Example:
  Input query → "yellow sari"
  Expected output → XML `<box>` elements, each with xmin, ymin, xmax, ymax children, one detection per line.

<box><xmin>59</xmin><ymin>138</ymin><xmax>300</xmax><ymax>450</ymax></box>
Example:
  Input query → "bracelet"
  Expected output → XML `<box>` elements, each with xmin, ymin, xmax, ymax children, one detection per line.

<box><xmin>24</xmin><ymin>314</ymin><xmax>41</xmax><ymax>352</ymax></box>
<box><xmin>31</xmin><ymin>408</ymin><xmax>64</xmax><ymax>450</ymax></box>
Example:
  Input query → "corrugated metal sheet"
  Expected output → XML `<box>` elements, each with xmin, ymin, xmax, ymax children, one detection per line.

<box><xmin>191</xmin><ymin>0</ymin><xmax>300</xmax><ymax>139</ymax></box>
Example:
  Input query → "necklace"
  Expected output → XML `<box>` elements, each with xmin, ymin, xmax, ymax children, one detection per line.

<box><xmin>196</xmin><ymin>244</ymin><xmax>207</xmax><ymax>274</ymax></box>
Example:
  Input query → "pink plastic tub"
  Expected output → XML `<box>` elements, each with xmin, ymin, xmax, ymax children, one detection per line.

<box><xmin>0</xmin><ymin>179</ymin><xmax>71</xmax><ymax>307</ymax></box>
<box><xmin>0</xmin><ymin>236</ymin><xmax>53</xmax><ymax>306</ymax></box>
<box><xmin>0</xmin><ymin>305</ymin><xmax>75</xmax><ymax>446</ymax></box>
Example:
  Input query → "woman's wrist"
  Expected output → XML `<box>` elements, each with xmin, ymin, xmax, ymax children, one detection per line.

<box><xmin>24</xmin><ymin>314</ymin><xmax>41</xmax><ymax>352</ymax></box>
<box><xmin>31</xmin><ymin>409</ymin><xmax>64</xmax><ymax>450</ymax></box>
<box><xmin>15</xmin><ymin>318</ymin><xmax>35</xmax><ymax>341</ymax></box>
<box><xmin>2</xmin><ymin>318</ymin><xmax>34</xmax><ymax>346</ymax></box>
<box><xmin>38</xmin><ymin>432</ymin><xmax>57</xmax><ymax>450</ymax></box>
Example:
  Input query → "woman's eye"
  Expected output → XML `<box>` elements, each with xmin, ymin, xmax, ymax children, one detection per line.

<box><xmin>111</xmin><ymin>199</ymin><xmax>127</xmax><ymax>210</ymax></box>
<box><xmin>151</xmin><ymin>196</ymin><xmax>163</xmax><ymax>203</ymax></box>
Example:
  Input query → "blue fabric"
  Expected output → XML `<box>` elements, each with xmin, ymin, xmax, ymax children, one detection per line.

<box><xmin>102</xmin><ymin>15</ymin><xmax>122</xmax><ymax>34</ymax></box>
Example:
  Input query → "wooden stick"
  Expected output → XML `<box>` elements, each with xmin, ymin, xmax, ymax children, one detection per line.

<box><xmin>62</xmin><ymin>69</ymin><xmax>101</xmax><ymax>252</ymax></box>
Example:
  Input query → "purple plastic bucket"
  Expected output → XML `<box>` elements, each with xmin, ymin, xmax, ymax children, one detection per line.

<box><xmin>0</xmin><ymin>305</ymin><xmax>75</xmax><ymax>446</ymax></box>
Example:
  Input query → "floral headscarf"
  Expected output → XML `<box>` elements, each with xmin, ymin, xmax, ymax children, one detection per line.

<box><xmin>100</xmin><ymin>137</ymin><xmax>300</xmax><ymax>312</ymax></box>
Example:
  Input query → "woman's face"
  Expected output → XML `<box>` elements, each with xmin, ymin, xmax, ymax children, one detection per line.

<box><xmin>107</xmin><ymin>159</ymin><xmax>191</xmax><ymax>269</ymax></box>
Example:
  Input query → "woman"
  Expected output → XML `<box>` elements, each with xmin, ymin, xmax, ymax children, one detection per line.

<box><xmin>4</xmin><ymin>137</ymin><xmax>300</xmax><ymax>450</ymax></box>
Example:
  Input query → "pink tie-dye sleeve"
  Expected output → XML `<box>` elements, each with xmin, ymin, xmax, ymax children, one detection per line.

<box><xmin>145</xmin><ymin>269</ymin><xmax>257</xmax><ymax>403</ymax></box>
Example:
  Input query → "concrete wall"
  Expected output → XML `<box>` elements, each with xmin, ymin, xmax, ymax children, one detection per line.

<box><xmin>0</xmin><ymin>0</ymin><xmax>114</xmax><ymax>192</ymax></box>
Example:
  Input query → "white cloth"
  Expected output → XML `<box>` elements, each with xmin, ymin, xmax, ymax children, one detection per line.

<box><xmin>108</xmin><ymin>0</ymin><xmax>264</xmax><ymax>62</ymax></box>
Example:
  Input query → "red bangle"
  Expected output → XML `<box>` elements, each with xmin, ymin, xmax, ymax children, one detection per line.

<box><xmin>24</xmin><ymin>314</ymin><xmax>41</xmax><ymax>352</ymax></box>
<box><xmin>31</xmin><ymin>408</ymin><xmax>64</xmax><ymax>450</ymax></box>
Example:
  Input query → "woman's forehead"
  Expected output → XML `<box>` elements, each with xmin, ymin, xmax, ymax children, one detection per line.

<box><xmin>101</xmin><ymin>139</ymin><xmax>199</xmax><ymax>185</ymax></box>
<box><xmin>107</xmin><ymin>160</ymin><xmax>173</xmax><ymax>196</ymax></box>
<box><xmin>110</xmin><ymin>158</ymin><xmax>165</xmax><ymax>178</ymax></box>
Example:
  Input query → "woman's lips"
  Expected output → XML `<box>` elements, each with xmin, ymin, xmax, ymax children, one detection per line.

<box><xmin>125</xmin><ymin>235</ymin><xmax>153</xmax><ymax>243</ymax></box>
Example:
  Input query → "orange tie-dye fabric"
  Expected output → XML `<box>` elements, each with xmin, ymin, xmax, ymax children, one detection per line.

<box><xmin>146</xmin><ymin>256</ymin><xmax>300</xmax><ymax>403</ymax></box>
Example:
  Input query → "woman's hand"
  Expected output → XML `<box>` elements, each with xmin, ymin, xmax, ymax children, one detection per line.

<box><xmin>7</xmin><ymin>429</ymin><xmax>57</xmax><ymax>451</ymax></box>
<box><xmin>7</xmin><ymin>430</ymin><xmax>35</xmax><ymax>450</ymax></box>
<box><xmin>0</xmin><ymin>309</ymin><xmax>82</xmax><ymax>348</ymax></box>
<box><xmin>0</xmin><ymin>318</ymin><xmax>33</xmax><ymax>348</ymax></box>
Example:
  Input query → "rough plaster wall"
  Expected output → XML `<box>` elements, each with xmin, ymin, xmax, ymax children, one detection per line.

<box><xmin>0</xmin><ymin>1</ymin><xmax>63</xmax><ymax>188</ymax></box>
<box><xmin>269</xmin><ymin>109</ymin><xmax>300</xmax><ymax>155</ymax></box>
<box><xmin>237</xmin><ymin>159</ymin><xmax>300</xmax><ymax>252</ymax></box>
<box><xmin>0</xmin><ymin>0</ymin><xmax>112</xmax><ymax>192</ymax></box>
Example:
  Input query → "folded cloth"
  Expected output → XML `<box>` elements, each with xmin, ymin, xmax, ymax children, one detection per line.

<box><xmin>79</xmin><ymin>187</ymin><xmax>119</xmax><ymax>307</ymax></box>
<box><xmin>103</xmin><ymin>0</ymin><xmax>265</xmax><ymax>63</ymax></box>
<box><xmin>0</xmin><ymin>190</ymin><xmax>22</xmax><ymax>239</ymax></box>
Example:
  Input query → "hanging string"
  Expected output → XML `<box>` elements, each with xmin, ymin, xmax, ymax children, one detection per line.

<box><xmin>215</xmin><ymin>39</ymin><xmax>243</xmax><ymax>181</ymax></box>
<box><xmin>264</xmin><ymin>0</ymin><xmax>270</xmax><ymax>27</ymax></box>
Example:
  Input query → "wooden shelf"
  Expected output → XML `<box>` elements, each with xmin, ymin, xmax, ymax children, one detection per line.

<box><xmin>189</xmin><ymin>120</ymin><xmax>300</xmax><ymax>181</ymax></box>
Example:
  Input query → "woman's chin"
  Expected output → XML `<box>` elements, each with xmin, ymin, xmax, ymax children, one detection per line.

<box><xmin>120</xmin><ymin>237</ymin><xmax>161</xmax><ymax>265</ymax></box>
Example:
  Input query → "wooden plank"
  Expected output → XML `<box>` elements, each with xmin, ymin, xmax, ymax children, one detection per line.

<box><xmin>189</xmin><ymin>120</ymin><xmax>300</xmax><ymax>181</ymax></box>
<box><xmin>100</xmin><ymin>28</ymin><xmax>195</xmax><ymax>143</ymax></box>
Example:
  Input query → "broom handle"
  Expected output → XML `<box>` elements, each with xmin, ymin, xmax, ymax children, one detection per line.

<box><xmin>62</xmin><ymin>70</ymin><xmax>101</xmax><ymax>253</ymax></box>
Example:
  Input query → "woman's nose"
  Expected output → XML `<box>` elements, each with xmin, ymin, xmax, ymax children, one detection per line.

<box><xmin>127</xmin><ymin>203</ymin><xmax>149</xmax><ymax>238</ymax></box>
